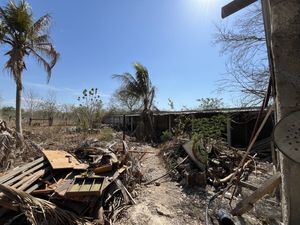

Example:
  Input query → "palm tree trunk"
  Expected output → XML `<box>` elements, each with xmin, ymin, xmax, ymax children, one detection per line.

<box><xmin>269</xmin><ymin>0</ymin><xmax>300</xmax><ymax>223</ymax></box>
<box><xmin>15</xmin><ymin>82</ymin><xmax>23</xmax><ymax>136</ymax></box>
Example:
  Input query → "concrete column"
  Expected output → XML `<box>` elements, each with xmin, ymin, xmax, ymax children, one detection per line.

<box><xmin>267</xmin><ymin>0</ymin><xmax>300</xmax><ymax>223</ymax></box>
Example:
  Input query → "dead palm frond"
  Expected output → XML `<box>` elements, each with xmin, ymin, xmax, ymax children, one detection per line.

<box><xmin>0</xmin><ymin>184</ymin><xmax>92</xmax><ymax>225</ymax></box>
<box><xmin>0</xmin><ymin>120</ymin><xmax>15</xmax><ymax>170</ymax></box>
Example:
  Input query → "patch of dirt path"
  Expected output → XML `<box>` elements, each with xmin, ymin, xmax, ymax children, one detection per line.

<box><xmin>116</xmin><ymin>146</ymin><xmax>205</xmax><ymax>225</ymax></box>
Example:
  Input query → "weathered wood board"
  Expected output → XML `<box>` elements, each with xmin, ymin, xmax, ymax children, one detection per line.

<box><xmin>42</xmin><ymin>150</ymin><xmax>88</xmax><ymax>170</ymax></box>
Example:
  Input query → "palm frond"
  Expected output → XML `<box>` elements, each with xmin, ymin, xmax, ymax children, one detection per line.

<box><xmin>31</xmin><ymin>43</ymin><xmax>59</xmax><ymax>67</ymax></box>
<box><xmin>1</xmin><ymin>0</ymin><xmax>32</xmax><ymax>34</ymax></box>
<box><xmin>113</xmin><ymin>63</ymin><xmax>156</xmax><ymax>111</ymax></box>
<box><xmin>0</xmin><ymin>184</ymin><xmax>92</xmax><ymax>225</ymax></box>
<box><xmin>29</xmin><ymin>49</ymin><xmax>52</xmax><ymax>82</ymax></box>
<box><xmin>32</xmin><ymin>14</ymin><xmax>51</xmax><ymax>34</ymax></box>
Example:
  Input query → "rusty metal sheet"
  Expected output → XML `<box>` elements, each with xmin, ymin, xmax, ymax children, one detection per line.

<box><xmin>42</xmin><ymin>150</ymin><xmax>88</xmax><ymax>170</ymax></box>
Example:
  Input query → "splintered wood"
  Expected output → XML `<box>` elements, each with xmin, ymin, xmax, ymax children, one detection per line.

<box><xmin>42</xmin><ymin>150</ymin><xmax>88</xmax><ymax>170</ymax></box>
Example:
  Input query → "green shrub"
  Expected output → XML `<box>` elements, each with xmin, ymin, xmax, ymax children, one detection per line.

<box><xmin>191</xmin><ymin>114</ymin><xmax>228</xmax><ymax>165</ymax></box>
<box><xmin>192</xmin><ymin>114</ymin><xmax>227</xmax><ymax>141</ymax></box>
<box><xmin>174</xmin><ymin>115</ymin><xmax>192</xmax><ymax>136</ymax></box>
<box><xmin>160</xmin><ymin>130</ymin><xmax>173</xmax><ymax>142</ymax></box>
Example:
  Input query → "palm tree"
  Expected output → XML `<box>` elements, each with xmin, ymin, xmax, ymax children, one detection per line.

<box><xmin>0</xmin><ymin>0</ymin><xmax>59</xmax><ymax>136</ymax></box>
<box><xmin>113</xmin><ymin>63</ymin><xmax>156</xmax><ymax>141</ymax></box>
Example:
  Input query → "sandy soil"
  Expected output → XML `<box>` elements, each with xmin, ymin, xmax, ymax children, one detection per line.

<box><xmin>116</xmin><ymin>146</ymin><xmax>205</xmax><ymax>225</ymax></box>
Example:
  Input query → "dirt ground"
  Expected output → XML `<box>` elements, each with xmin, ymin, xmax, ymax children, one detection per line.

<box><xmin>116</xmin><ymin>146</ymin><xmax>206</xmax><ymax>225</ymax></box>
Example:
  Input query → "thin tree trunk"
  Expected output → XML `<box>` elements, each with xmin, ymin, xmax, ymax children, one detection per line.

<box><xmin>15</xmin><ymin>82</ymin><xmax>23</xmax><ymax>136</ymax></box>
<box><xmin>270</xmin><ymin>0</ymin><xmax>300</xmax><ymax>223</ymax></box>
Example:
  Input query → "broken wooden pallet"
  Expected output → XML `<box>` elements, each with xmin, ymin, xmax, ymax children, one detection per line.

<box><xmin>0</xmin><ymin>157</ymin><xmax>52</xmax><ymax>193</ymax></box>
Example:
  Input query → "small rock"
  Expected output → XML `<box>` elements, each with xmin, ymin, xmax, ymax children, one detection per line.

<box><xmin>156</xmin><ymin>205</ymin><xmax>173</xmax><ymax>218</ymax></box>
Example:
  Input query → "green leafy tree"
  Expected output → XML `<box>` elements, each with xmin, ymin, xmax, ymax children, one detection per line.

<box><xmin>197</xmin><ymin>98</ymin><xmax>224</xmax><ymax>110</ymax></box>
<box><xmin>77</xmin><ymin>88</ymin><xmax>103</xmax><ymax>129</ymax></box>
<box><xmin>113</xmin><ymin>63</ymin><xmax>156</xmax><ymax>141</ymax></box>
<box><xmin>0</xmin><ymin>0</ymin><xmax>59</xmax><ymax>135</ymax></box>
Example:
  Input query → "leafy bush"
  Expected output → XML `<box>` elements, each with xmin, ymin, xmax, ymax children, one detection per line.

<box><xmin>192</xmin><ymin>115</ymin><xmax>227</xmax><ymax>141</ymax></box>
<box><xmin>174</xmin><ymin>115</ymin><xmax>192</xmax><ymax>136</ymax></box>
<box><xmin>160</xmin><ymin>130</ymin><xmax>173</xmax><ymax>142</ymax></box>
<box><xmin>191</xmin><ymin>114</ymin><xmax>228</xmax><ymax>166</ymax></box>
<box><xmin>197</xmin><ymin>98</ymin><xmax>224</xmax><ymax>110</ymax></box>
<box><xmin>77</xmin><ymin>88</ymin><xmax>103</xmax><ymax>129</ymax></box>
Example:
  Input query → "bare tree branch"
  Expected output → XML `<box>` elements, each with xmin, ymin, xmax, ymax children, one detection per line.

<box><xmin>214</xmin><ymin>3</ymin><xmax>269</xmax><ymax>106</ymax></box>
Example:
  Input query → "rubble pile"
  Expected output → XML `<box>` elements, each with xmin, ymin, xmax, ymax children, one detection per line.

<box><xmin>0</xmin><ymin>137</ymin><xmax>142</xmax><ymax>225</ymax></box>
<box><xmin>161</xmin><ymin>138</ymin><xmax>252</xmax><ymax>188</ymax></box>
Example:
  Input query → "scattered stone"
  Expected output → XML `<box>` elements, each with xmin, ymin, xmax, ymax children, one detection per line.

<box><xmin>156</xmin><ymin>205</ymin><xmax>174</xmax><ymax>218</ymax></box>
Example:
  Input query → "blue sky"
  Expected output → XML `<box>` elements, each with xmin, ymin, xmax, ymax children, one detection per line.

<box><xmin>0</xmin><ymin>0</ymin><xmax>241</xmax><ymax>110</ymax></box>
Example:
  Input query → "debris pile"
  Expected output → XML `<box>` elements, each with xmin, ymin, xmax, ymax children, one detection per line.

<box><xmin>161</xmin><ymin>138</ymin><xmax>254</xmax><ymax>188</ymax></box>
<box><xmin>0</xmin><ymin>120</ymin><xmax>42</xmax><ymax>171</ymax></box>
<box><xmin>0</xmin><ymin>137</ymin><xmax>142</xmax><ymax>225</ymax></box>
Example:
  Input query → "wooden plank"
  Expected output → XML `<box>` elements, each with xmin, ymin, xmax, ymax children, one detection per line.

<box><xmin>11</xmin><ymin>166</ymin><xmax>50</xmax><ymax>189</ymax></box>
<box><xmin>0</xmin><ymin>157</ymin><xmax>44</xmax><ymax>184</ymax></box>
<box><xmin>11</xmin><ymin>175</ymin><xmax>31</xmax><ymax>188</ymax></box>
<box><xmin>3</xmin><ymin>161</ymin><xmax>48</xmax><ymax>186</ymax></box>
<box><xmin>31</xmin><ymin>188</ymin><xmax>55</xmax><ymax>195</ymax></box>
<box><xmin>18</xmin><ymin>169</ymin><xmax>46</xmax><ymax>191</ymax></box>
<box><xmin>231</xmin><ymin>173</ymin><xmax>281</xmax><ymax>216</ymax></box>
<box><xmin>128</xmin><ymin>150</ymin><xmax>156</xmax><ymax>154</ymax></box>
<box><xmin>221</xmin><ymin>0</ymin><xmax>258</xmax><ymax>18</ymax></box>
<box><xmin>238</xmin><ymin>181</ymin><xmax>258</xmax><ymax>191</ymax></box>
<box><xmin>42</xmin><ymin>150</ymin><xmax>88</xmax><ymax>170</ymax></box>
<box><xmin>25</xmin><ymin>174</ymin><xmax>53</xmax><ymax>193</ymax></box>
<box><xmin>94</xmin><ymin>164</ymin><xmax>113</xmax><ymax>174</ymax></box>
